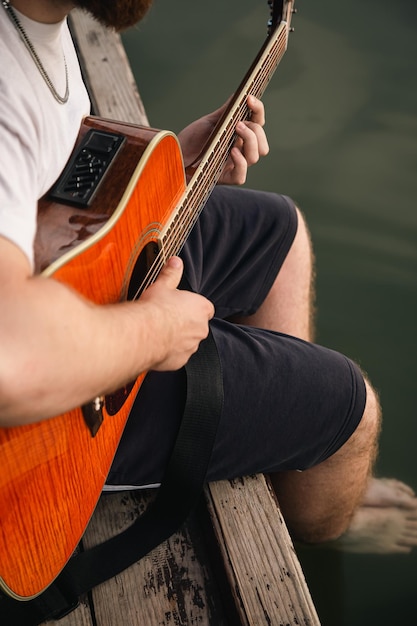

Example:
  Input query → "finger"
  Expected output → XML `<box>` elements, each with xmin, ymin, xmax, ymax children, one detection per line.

<box><xmin>242</xmin><ymin>121</ymin><xmax>269</xmax><ymax>157</ymax></box>
<box><xmin>206</xmin><ymin>298</ymin><xmax>216</xmax><ymax>320</ymax></box>
<box><xmin>235</xmin><ymin>122</ymin><xmax>262</xmax><ymax>166</ymax></box>
<box><xmin>156</xmin><ymin>256</ymin><xmax>184</xmax><ymax>289</ymax></box>
<box><xmin>247</xmin><ymin>95</ymin><xmax>265</xmax><ymax>126</ymax></box>
<box><xmin>227</xmin><ymin>147</ymin><xmax>248</xmax><ymax>185</ymax></box>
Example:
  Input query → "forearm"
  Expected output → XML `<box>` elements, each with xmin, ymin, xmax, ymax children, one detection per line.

<box><xmin>0</xmin><ymin>276</ymin><xmax>161</xmax><ymax>426</ymax></box>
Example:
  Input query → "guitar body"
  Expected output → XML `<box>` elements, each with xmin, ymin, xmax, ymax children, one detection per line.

<box><xmin>0</xmin><ymin>117</ymin><xmax>187</xmax><ymax>600</ymax></box>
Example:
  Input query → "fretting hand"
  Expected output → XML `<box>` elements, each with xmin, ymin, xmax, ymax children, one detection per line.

<box><xmin>178</xmin><ymin>95</ymin><xmax>269</xmax><ymax>186</ymax></box>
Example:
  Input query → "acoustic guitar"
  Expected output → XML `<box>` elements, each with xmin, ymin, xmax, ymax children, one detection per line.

<box><xmin>0</xmin><ymin>0</ymin><xmax>295</xmax><ymax>600</ymax></box>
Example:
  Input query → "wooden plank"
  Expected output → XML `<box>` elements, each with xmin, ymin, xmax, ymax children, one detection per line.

<box><xmin>206</xmin><ymin>476</ymin><xmax>321</xmax><ymax>626</ymax></box>
<box><xmin>82</xmin><ymin>491</ymin><xmax>228</xmax><ymax>625</ymax></box>
<box><xmin>42</xmin><ymin>491</ymin><xmax>226</xmax><ymax>626</ymax></box>
<box><xmin>69</xmin><ymin>10</ymin><xmax>149</xmax><ymax>125</ymax></box>
<box><xmin>49</xmin><ymin>479</ymin><xmax>320</xmax><ymax>626</ymax></box>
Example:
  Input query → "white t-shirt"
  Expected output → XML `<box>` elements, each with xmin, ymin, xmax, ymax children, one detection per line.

<box><xmin>0</xmin><ymin>6</ymin><xmax>90</xmax><ymax>270</ymax></box>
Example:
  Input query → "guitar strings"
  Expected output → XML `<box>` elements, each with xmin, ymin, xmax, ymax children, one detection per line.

<box><xmin>130</xmin><ymin>29</ymin><xmax>288</xmax><ymax>303</ymax></box>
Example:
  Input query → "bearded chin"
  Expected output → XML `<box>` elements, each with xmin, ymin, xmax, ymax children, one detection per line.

<box><xmin>74</xmin><ymin>0</ymin><xmax>154</xmax><ymax>32</ymax></box>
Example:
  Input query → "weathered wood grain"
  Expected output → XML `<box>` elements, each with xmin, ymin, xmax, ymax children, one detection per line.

<box><xmin>41</xmin><ymin>490</ymin><xmax>226</xmax><ymax>626</ymax></box>
<box><xmin>206</xmin><ymin>476</ymin><xmax>321</xmax><ymax>625</ymax></box>
<box><xmin>69</xmin><ymin>10</ymin><xmax>149</xmax><ymax>125</ymax></box>
<box><xmin>83</xmin><ymin>491</ymin><xmax>227</xmax><ymax>625</ymax></box>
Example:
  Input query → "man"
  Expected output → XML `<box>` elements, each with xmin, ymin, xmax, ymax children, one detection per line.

<box><xmin>0</xmin><ymin>0</ymin><xmax>416</xmax><ymax>562</ymax></box>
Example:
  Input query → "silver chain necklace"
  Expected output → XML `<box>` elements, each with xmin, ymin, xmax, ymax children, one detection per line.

<box><xmin>1</xmin><ymin>0</ymin><xmax>69</xmax><ymax>104</ymax></box>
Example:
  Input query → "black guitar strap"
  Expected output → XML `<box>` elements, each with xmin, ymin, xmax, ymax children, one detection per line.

<box><xmin>1</xmin><ymin>328</ymin><xmax>223</xmax><ymax>625</ymax></box>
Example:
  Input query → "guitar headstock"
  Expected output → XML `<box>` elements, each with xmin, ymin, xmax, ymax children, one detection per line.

<box><xmin>267</xmin><ymin>0</ymin><xmax>296</xmax><ymax>35</ymax></box>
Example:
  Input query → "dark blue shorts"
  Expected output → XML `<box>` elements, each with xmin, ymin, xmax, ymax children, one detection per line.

<box><xmin>107</xmin><ymin>186</ymin><xmax>366</xmax><ymax>488</ymax></box>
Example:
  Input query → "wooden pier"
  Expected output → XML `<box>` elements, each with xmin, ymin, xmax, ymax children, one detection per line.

<box><xmin>42</xmin><ymin>10</ymin><xmax>321</xmax><ymax>625</ymax></box>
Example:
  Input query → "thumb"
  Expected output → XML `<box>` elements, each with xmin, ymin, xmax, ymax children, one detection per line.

<box><xmin>157</xmin><ymin>256</ymin><xmax>184</xmax><ymax>289</ymax></box>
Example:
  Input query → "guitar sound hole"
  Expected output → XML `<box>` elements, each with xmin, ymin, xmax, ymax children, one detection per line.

<box><xmin>105</xmin><ymin>240</ymin><xmax>160</xmax><ymax>416</ymax></box>
<box><xmin>127</xmin><ymin>241</ymin><xmax>160</xmax><ymax>300</ymax></box>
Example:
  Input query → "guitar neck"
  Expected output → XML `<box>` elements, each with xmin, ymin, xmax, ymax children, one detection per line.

<box><xmin>159</xmin><ymin>9</ymin><xmax>293</xmax><ymax>260</ymax></box>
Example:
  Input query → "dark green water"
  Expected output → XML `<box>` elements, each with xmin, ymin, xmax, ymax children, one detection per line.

<box><xmin>122</xmin><ymin>1</ymin><xmax>417</xmax><ymax>623</ymax></box>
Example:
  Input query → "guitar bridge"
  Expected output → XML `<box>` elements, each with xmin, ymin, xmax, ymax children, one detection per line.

<box><xmin>82</xmin><ymin>396</ymin><xmax>104</xmax><ymax>437</ymax></box>
<box><xmin>48</xmin><ymin>129</ymin><xmax>125</xmax><ymax>207</ymax></box>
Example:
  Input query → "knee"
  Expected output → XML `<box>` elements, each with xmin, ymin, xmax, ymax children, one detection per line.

<box><xmin>357</xmin><ymin>378</ymin><xmax>382</xmax><ymax>453</ymax></box>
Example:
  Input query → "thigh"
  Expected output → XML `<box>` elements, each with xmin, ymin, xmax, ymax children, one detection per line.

<box><xmin>180</xmin><ymin>186</ymin><xmax>298</xmax><ymax>318</ymax></box>
<box><xmin>206</xmin><ymin>320</ymin><xmax>367</xmax><ymax>481</ymax></box>
<box><xmin>107</xmin><ymin>320</ymin><xmax>366</xmax><ymax>488</ymax></box>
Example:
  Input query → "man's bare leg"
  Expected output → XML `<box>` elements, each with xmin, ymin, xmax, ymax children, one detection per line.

<box><xmin>235</xmin><ymin>204</ymin><xmax>417</xmax><ymax>552</ymax></box>
<box><xmin>232</xmin><ymin>205</ymin><xmax>315</xmax><ymax>341</ymax></box>
<box><xmin>270</xmin><ymin>379</ymin><xmax>381</xmax><ymax>543</ymax></box>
